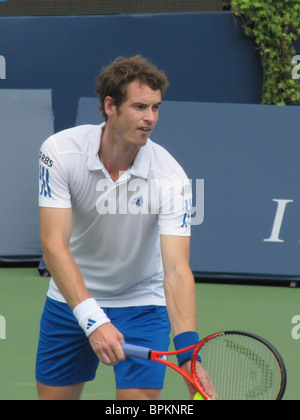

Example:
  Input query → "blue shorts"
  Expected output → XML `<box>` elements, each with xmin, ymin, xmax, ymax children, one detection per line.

<box><xmin>36</xmin><ymin>297</ymin><xmax>170</xmax><ymax>389</ymax></box>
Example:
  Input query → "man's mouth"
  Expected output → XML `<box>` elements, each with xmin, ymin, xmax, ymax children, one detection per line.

<box><xmin>138</xmin><ymin>126</ymin><xmax>152</xmax><ymax>132</ymax></box>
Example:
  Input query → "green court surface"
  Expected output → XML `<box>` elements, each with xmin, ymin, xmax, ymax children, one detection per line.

<box><xmin>0</xmin><ymin>268</ymin><xmax>299</xmax><ymax>400</ymax></box>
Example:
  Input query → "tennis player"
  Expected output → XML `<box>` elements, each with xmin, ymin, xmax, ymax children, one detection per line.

<box><xmin>36</xmin><ymin>55</ymin><xmax>213</xmax><ymax>400</ymax></box>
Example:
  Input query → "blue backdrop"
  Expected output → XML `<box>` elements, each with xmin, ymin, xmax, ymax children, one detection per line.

<box><xmin>0</xmin><ymin>12</ymin><xmax>262</xmax><ymax>133</ymax></box>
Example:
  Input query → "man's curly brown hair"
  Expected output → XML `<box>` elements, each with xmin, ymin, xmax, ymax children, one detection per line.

<box><xmin>96</xmin><ymin>55</ymin><xmax>169</xmax><ymax>120</ymax></box>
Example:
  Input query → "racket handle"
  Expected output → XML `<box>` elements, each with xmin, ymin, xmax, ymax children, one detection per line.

<box><xmin>121</xmin><ymin>343</ymin><xmax>151</xmax><ymax>360</ymax></box>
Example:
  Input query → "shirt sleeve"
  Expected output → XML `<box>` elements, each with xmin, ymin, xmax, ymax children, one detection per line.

<box><xmin>158</xmin><ymin>169</ymin><xmax>192</xmax><ymax>237</ymax></box>
<box><xmin>39</xmin><ymin>137</ymin><xmax>72</xmax><ymax>208</ymax></box>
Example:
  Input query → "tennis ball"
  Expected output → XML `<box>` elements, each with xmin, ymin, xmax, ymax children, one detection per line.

<box><xmin>193</xmin><ymin>392</ymin><xmax>205</xmax><ymax>400</ymax></box>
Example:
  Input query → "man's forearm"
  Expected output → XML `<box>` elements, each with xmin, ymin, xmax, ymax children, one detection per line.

<box><xmin>43</xmin><ymin>243</ymin><xmax>91</xmax><ymax>309</ymax></box>
<box><xmin>164</xmin><ymin>267</ymin><xmax>198</xmax><ymax>336</ymax></box>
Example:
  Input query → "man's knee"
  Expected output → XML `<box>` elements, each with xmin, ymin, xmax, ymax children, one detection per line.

<box><xmin>36</xmin><ymin>381</ymin><xmax>84</xmax><ymax>400</ymax></box>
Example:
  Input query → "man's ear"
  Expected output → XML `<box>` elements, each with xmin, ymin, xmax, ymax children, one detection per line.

<box><xmin>104</xmin><ymin>96</ymin><xmax>115</xmax><ymax>118</ymax></box>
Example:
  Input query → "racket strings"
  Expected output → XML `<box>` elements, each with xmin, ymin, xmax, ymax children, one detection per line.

<box><xmin>199</xmin><ymin>334</ymin><xmax>281</xmax><ymax>400</ymax></box>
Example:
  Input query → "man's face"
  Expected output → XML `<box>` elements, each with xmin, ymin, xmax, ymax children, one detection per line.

<box><xmin>107</xmin><ymin>80</ymin><xmax>162</xmax><ymax>147</ymax></box>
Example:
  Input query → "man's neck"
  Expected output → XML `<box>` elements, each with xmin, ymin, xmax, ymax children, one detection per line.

<box><xmin>99</xmin><ymin>124</ymin><xmax>140</xmax><ymax>182</ymax></box>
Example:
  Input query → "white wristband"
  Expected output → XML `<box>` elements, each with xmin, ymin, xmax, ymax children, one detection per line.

<box><xmin>73</xmin><ymin>298</ymin><xmax>110</xmax><ymax>337</ymax></box>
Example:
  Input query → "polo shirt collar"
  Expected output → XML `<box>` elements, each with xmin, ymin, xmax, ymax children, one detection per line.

<box><xmin>87</xmin><ymin>123</ymin><xmax>105</xmax><ymax>171</ymax></box>
<box><xmin>129</xmin><ymin>138</ymin><xmax>152</xmax><ymax>180</ymax></box>
<box><xmin>87</xmin><ymin>123</ymin><xmax>152</xmax><ymax>180</ymax></box>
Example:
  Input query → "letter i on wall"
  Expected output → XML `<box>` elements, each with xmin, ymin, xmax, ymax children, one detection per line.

<box><xmin>0</xmin><ymin>55</ymin><xmax>6</xmax><ymax>80</ymax></box>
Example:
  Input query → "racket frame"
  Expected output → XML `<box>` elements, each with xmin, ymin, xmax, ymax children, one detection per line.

<box><xmin>122</xmin><ymin>330</ymin><xmax>287</xmax><ymax>401</ymax></box>
<box><xmin>121</xmin><ymin>342</ymin><xmax>211</xmax><ymax>400</ymax></box>
<box><xmin>190</xmin><ymin>331</ymin><xmax>287</xmax><ymax>401</ymax></box>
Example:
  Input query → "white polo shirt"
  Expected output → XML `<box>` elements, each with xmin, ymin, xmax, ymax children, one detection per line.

<box><xmin>39</xmin><ymin>123</ymin><xmax>192</xmax><ymax>307</ymax></box>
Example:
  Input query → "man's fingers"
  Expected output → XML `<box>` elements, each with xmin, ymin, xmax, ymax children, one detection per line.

<box><xmin>100</xmin><ymin>342</ymin><xmax>126</xmax><ymax>366</ymax></box>
<box><xmin>196</xmin><ymin>364</ymin><xmax>218</xmax><ymax>399</ymax></box>
<box><xmin>89</xmin><ymin>324</ymin><xmax>126</xmax><ymax>366</ymax></box>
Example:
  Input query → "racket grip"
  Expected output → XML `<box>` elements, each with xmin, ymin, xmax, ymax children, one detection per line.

<box><xmin>121</xmin><ymin>343</ymin><xmax>151</xmax><ymax>360</ymax></box>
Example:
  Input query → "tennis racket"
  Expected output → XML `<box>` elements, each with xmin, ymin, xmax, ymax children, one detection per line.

<box><xmin>121</xmin><ymin>331</ymin><xmax>287</xmax><ymax>400</ymax></box>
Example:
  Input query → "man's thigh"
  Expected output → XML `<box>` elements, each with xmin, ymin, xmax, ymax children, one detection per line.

<box><xmin>36</xmin><ymin>297</ymin><xmax>99</xmax><ymax>388</ymax></box>
<box><xmin>108</xmin><ymin>306</ymin><xmax>171</xmax><ymax>392</ymax></box>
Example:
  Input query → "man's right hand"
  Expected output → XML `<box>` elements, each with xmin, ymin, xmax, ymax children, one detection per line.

<box><xmin>88</xmin><ymin>323</ymin><xmax>126</xmax><ymax>366</ymax></box>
